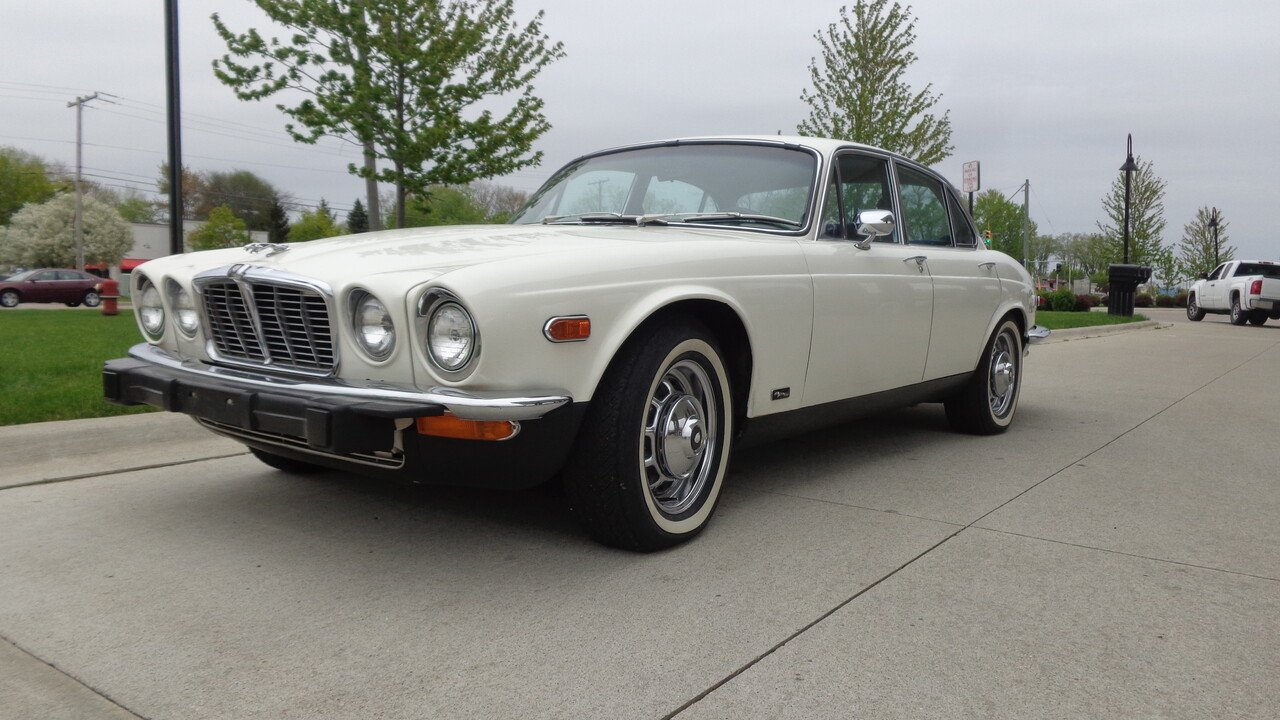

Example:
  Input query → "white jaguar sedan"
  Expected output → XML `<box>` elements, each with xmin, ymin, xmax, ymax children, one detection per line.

<box><xmin>105</xmin><ymin>136</ymin><xmax>1045</xmax><ymax>551</ymax></box>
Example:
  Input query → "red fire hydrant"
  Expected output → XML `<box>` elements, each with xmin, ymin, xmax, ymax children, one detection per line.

<box><xmin>99</xmin><ymin>278</ymin><xmax>120</xmax><ymax>316</ymax></box>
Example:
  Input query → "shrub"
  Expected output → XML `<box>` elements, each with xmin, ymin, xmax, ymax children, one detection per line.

<box><xmin>1135</xmin><ymin>293</ymin><xmax>1155</xmax><ymax>308</ymax></box>
<box><xmin>1173</xmin><ymin>290</ymin><xmax>1188</xmax><ymax>307</ymax></box>
<box><xmin>1049</xmin><ymin>288</ymin><xmax>1077</xmax><ymax>312</ymax></box>
<box><xmin>1155</xmin><ymin>294</ymin><xmax>1178</xmax><ymax>308</ymax></box>
<box><xmin>1075</xmin><ymin>294</ymin><xmax>1097</xmax><ymax>311</ymax></box>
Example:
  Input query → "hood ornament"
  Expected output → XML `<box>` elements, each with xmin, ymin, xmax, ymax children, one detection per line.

<box><xmin>244</xmin><ymin>242</ymin><xmax>290</xmax><ymax>256</ymax></box>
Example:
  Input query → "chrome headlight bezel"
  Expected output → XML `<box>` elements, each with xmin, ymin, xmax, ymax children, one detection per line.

<box><xmin>349</xmin><ymin>289</ymin><xmax>396</xmax><ymax>361</ymax></box>
<box><xmin>136</xmin><ymin>275</ymin><xmax>166</xmax><ymax>340</ymax></box>
<box><xmin>165</xmin><ymin>278</ymin><xmax>199</xmax><ymax>337</ymax></box>
<box><xmin>418</xmin><ymin>289</ymin><xmax>479</xmax><ymax>375</ymax></box>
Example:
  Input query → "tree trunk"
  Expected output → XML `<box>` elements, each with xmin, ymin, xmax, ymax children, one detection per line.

<box><xmin>362</xmin><ymin>140</ymin><xmax>381</xmax><ymax>231</ymax></box>
<box><xmin>395</xmin><ymin>161</ymin><xmax>406</xmax><ymax>229</ymax></box>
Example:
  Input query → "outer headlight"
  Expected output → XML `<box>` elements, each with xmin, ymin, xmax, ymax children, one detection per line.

<box><xmin>137</xmin><ymin>277</ymin><xmax>165</xmax><ymax>339</ymax></box>
<box><xmin>351</xmin><ymin>290</ymin><xmax>395</xmax><ymax>360</ymax></box>
<box><xmin>425</xmin><ymin>298</ymin><xmax>477</xmax><ymax>372</ymax></box>
<box><xmin>165</xmin><ymin>279</ymin><xmax>199</xmax><ymax>337</ymax></box>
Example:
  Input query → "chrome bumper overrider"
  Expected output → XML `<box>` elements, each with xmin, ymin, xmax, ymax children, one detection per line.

<box><xmin>125</xmin><ymin>343</ymin><xmax>571</xmax><ymax>421</ymax></box>
<box><xmin>1027</xmin><ymin>325</ymin><xmax>1051</xmax><ymax>343</ymax></box>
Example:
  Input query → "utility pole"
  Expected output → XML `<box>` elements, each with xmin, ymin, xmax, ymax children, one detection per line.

<box><xmin>67</xmin><ymin>92</ymin><xmax>100</xmax><ymax>271</ymax></box>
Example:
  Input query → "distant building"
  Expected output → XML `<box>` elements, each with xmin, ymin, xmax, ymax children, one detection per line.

<box><xmin>88</xmin><ymin>221</ymin><xmax>269</xmax><ymax>277</ymax></box>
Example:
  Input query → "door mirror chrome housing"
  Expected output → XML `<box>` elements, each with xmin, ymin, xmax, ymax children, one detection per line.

<box><xmin>853</xmin><ymin>209</ymin><xmax>895</xmax><ymax>249</ymax></box>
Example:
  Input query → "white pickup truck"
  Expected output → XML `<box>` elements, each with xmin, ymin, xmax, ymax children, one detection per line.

<box><xmin>1187</xmin><ymin>260</ymin><xmax>1280</xmax><ymax>325</ymax></box>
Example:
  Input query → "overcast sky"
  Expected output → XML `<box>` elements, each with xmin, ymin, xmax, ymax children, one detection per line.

<box><xmin>2</xmin><ymin>0</ymin><xmax>1277</xmax><ymax>260</ymax></box>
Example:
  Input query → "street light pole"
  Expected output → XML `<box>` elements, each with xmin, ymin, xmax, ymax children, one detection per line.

<box><xmin>1209</xmin><ymin>207</ymin><xmax>1220</xmax><ymax>266</ymax></box>
<box><xmin>1119</xmin><ymin>134</ymin><xmax>1138</xmax><ymax>265</ymax></box>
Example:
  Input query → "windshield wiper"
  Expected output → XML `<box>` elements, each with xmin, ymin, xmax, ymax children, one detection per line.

<box><xmin>542</xmin><ymin>212</ymin><xmax>645</xmax><ymax>225</ymax></box>
<box><xmin>668</xmin><ymin>212</ymin><xmax>801</xmax><ymax>228</ymax></box>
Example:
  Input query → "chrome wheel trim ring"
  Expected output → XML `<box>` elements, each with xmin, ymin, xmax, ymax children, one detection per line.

<box><xmin>988</xmin><ymin>329</ymin><xmax>1018</xmax><ymax>419</ymax></box>
<box><xmin>642</xmin><ymin>357</ymin><xmax>719</xmax><ymax>517</ymax></box>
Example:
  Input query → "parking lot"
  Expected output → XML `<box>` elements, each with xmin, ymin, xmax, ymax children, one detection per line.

<box><xmin>2</xmin><ymin>307</ymin><xmax>1277</xmax><ymax>719</ymax></box>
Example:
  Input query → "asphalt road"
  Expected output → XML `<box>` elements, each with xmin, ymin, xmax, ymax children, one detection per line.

<box><xmin>2</xmin><ymin>307</ymin><xmax>1277</xmax><ymax>719</ymax></box>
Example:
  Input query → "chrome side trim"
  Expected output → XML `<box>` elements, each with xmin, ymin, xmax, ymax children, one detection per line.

<box><xmin>126</xmin><ymin>343</ymin><xmax>571</xmax><ymax>421</ymax></box>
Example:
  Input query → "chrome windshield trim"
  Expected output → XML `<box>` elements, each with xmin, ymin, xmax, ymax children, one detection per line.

<box><xmin>127</xmin><ymin>344</ymin><xmax>570</xmax><ymax>421</ymax></box>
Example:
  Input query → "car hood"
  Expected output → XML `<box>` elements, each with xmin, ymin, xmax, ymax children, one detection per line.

<box><xmin>147</xmin><ymin>223</ymin><xmax>780</xmax><ymax>282</ymax></box>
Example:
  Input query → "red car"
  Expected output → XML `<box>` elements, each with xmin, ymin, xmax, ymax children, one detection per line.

<box><xmin>0</xmin><ymin>268</ymin><xmax>103</xmax><ymax>308</ymax></box>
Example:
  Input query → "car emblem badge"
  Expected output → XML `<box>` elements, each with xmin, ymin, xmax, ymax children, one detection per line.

<box><xmin>244</xmin><ymin>242</ymin><xmax>290</xmax><ymax>256</ymax></box>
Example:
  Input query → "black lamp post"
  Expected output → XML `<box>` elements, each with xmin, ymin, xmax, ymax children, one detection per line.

<box><xmin>1119</xmin><ymin>134</ymin><xmax>1138</xmax><ymax>265</ymax></box>
<box><xmin>1208</xmin><ymin>207</ymin><xmax>1220</xmax><ymax>266</ymax></box>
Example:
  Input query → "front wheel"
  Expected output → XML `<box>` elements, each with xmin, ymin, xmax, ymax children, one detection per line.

<box><xmin>82</xmin><ymin>290</ymin><xmax>101</xmax><ymax>308</ymax></box>
<box><xmin>564</xmin><ymin>318</ymin><xmax>733</xmax><ymax>551</ymax></box>
<box><xmin>1186</xmin><ymin>295</ymin><xmax>1205</xmax><ymax>321</ymax></box>
<box><xmin>945</xmin><ymin>318</ymin><xmax>1023</xmax><ymax>435</ymax></box>
<box><xmin>1230</xmin><ymin>297</ymin><xmax>1248</xmax><ymax>325</ymax></box>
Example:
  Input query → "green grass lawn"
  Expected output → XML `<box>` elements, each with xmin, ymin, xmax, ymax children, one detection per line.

<box><xmin>0</xmin><ymin>310</ymin><xmax>154</xmax><ymax>426</ymax></box>
<box><xmin>1035</xmin><ymin>310</ymin><xmax>1149</xmax><ymax>330</ymax></box>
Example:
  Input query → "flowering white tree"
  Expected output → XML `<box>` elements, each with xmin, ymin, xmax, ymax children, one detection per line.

<box><xmin>0</xmin><ymin>193</ymin><xmax>132</xmax><ymax>268</ymax></box>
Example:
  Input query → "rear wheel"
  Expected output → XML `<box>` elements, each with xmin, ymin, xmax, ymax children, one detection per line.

<box><xmin>1230</xmin><ymin>296</ymin><xmax>1248</xmax><ymax>325</ymax></box>
<box><xmin>564</xmin><ymin>317</ymin><xmax>733</xmax><ymax>551</ymax></box>
<box><xmin>1186</xmin><ymin>295</ymin><xmax>1205</xmax><ymax>321</ymax></box>
<box><xmin>1248</xmin><ymin>310</ymin><xmax>1267</xmax><ymax>326</ymax></box>
<box><xmin>249</xmin><ymin>447</ymin><xmax>326</xmax><ymax>474</ymax></box>
<box><xmin>945</xmin><ymin>318</ymin><xmax>1022</xmax><ymax>435</ymax></box>
<box><xmin>0</xmin><ymin>290</ymin><xmax>18</xmax><ymax>308</ymax></box>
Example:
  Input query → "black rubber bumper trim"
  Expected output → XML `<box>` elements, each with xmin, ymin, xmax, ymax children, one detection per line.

<box><xmin>103</xmin><ymin>357</ymin><xmax>445</xmax><ymax>455</ymax></box>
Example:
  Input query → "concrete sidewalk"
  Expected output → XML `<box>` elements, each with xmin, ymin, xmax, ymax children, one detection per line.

<box><xmin>1</xmin><ymin>316</ymin><xmax>1276</xmax><ymax>719</ymax></box>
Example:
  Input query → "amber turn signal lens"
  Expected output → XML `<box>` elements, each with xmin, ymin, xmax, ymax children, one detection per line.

<box><xmin>545</xmin><ymin>316</ymin><xmax>591</xmax><ymax>342</ymax></box>
<box><xmin>415</xmin><ymin>415</ymin><xmax>518</xmax><ymax>441</ymax></box>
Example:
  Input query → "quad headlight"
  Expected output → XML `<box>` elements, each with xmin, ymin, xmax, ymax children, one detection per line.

<box><xmin>165</xmin><ymin>279</ymin><xmax>199</xmax><ymax>336</ymax></box>
<box><xmin>421</xmin><ymin>291</ymin><xmax>478</xmax><ymax>373</ymax></box>
<box><xmin>351</xmin><ymin>290</ymin><xmax>396</xmax><ymax>360</ymax></box>
<box><xmin>137</xmin><ymin>276</ymin><xmax>165</xmax><ymax>339</ymax></box>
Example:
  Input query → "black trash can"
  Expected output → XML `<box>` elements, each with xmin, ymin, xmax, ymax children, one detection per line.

<box><xmin>1107</xmin><ymin>264</ymin><xmax>1152</xmax><ymax>317</ymax></box>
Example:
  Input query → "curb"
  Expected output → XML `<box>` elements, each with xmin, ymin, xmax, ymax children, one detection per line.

<box><xmin>1040</xmin><ymin>320</ymin><xmax>1170</xmax><ymax>343</ymax></box>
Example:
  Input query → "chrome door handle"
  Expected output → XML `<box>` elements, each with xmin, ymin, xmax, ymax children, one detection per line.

<box><xmin>903</xmin><ymin>255</ymin><xmax>927</xmax><ymax>273</ymax></box>
<box><xmin>978</xmin><ymin>261</ymin><xmax>996</xmax><ymax>270</ymax></box>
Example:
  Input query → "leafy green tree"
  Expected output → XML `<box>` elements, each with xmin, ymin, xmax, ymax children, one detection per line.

<box><xmin>113</xmin><ymin>189</ymin><xmax>162</xmax><ymax>224</ymax></box>
<box><xmin>198</xmin><ymin>170</ymin><xmax>282</xmax><ymax>230</ymax></box>
<box><xmin>0</xmin><ymin>193</ymin><xmax>132</xmax><ymax>267</ymax></box>
<box><xmin>0</xmin><ymin>147</ymin><xmax>59</xmax><ymax>225</ymax></box>
<box><xmin>290</xmin><ymin>200</ymin><xmax>347</xmax><ymax>241</ymax></box>
<box><xmin>797</xmin><ymin>0</ymin><xmax>952</xmax><ymax>165</ymax></box>
<box><xmin>1097</xmin><ymin>157</ymin><xmax>1167</xmax><ymax>266</ymax></box>
<box><xmin>212</xmin><ymin>0</ymin><xmax>566</xmax><ymax>228</ymax></box>
<box><xmin>471</xmin><ymin>180</ymin><xmax>528</xmax><ymax>223</ymax></box>
<box><xmin>156</xmin><ymin>162</ymin><xmax>207</xmax><ymax>221</ymax></box>
<box><xmin>1177</xmin><ymin>206</ymin><xmax>1234</xmax><ymax>278</ymax></box>
<box><xmin>1149</xmin><ymin>245</ymin><xmax>1182</xmax><ymax>289</ymax></box>
<box><xmin>1057</xmin><ymin>232</ymin><xmax>1112</xmax><ymax>279</ymax></box>
<box><xmin>187</xmin><ymin>205</ymin><xmax>251</xmax><ymax>250</ymax></box>
<box><xmin>972</xmin><ymin>189</ymin><xmax>1036</xmax><ymax>261</ymax></box>
<box><xmin>387</xmin><ymin>186</ymin><xmax>487</xmax><ymax>228</ymax></box>
<box><xmin>267</xmin><ymin>197</ymin><xmax>291</xmax><ymax>243</ymax></box>
<box><xmin>347</xmin><ymin>198</ymin><xmax>368</xmax><ymax>233</ymax></box>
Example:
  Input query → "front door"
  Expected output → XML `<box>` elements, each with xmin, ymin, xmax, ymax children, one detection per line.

<box><xmin>801</xmin><ymin>152</ymin><xmax>933</xmax><ymax>406</ymax></box>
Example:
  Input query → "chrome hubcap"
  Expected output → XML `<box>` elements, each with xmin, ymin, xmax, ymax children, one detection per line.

<box><xmin>988</xmin><ymin>331</ymin><xmax>1018</xmax><ymax>418</ymax></box>
<box><xmin>643</xmin><ymin>358</ymin><xmax>718</xmax><ymax>516</ymax></box>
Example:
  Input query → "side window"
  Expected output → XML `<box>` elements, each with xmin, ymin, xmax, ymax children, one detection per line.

<box><xmin>820</xmin><ymin>153</ymin><xmax>896</xmax><ymax>242</ymax></box>
<box><xmin>34</xmin><ymin>271</ymin><xmax>58</xmax><ymax>281</ymax></box>
<box><xmin>58</xmin><ymin>271</ymin><xmax>85</xmax><ymax>280</ymax></box>
<box><xmin>895</xmin><ymin>163</ymin><xmax>953</xmax><ymax>247</ymax></box>
<box><xmin>1207</xmin><ymin>264</ymin><xmax>1226</xmax><ymax>281</ymax></box>
<box><xmin>946</xmin><ymin>191</ymin><xmax>977</xmax><ymax>247</ymax></box>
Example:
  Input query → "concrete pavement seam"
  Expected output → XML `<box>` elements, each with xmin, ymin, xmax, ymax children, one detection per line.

<box><xmin>667</xmin><ymin>337</ymin><xmax>1280</xmax><ymax>718</ymax></box>
<box><xmin>757</xmin><ymin>489</ymin><xmax>967</xmax><ymax>528</ymax></box>
<box><xmin>969</xmin><ymin>526</ymin><xmax>1280</xmax><ymax>583</ymax></box>
<box><xmin>0</xmin><ymin>633</ymin><xmax>150</xmax><ymax>720</ymax></box>
<box><xmin>1</xmin><ymin>452</ymin><xmax>249</xmax><ymax>492</ymax></box>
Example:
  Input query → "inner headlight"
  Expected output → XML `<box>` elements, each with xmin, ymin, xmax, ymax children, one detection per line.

<box><xmin>426</xmin><ymin>300</ymin><xmax>476</xmax><ymax>372</ymax></box>
<box><xmin>137</xmin><ymin>277</ymin><xmax>165</xmax><ymax>339</ymax></box>
<box><xmin>166</xmin><ymin>280</ymin><xmax>198</xmax><ymax>336</ymax></box>
<box><xmin>351</xmin><ymin>290</ymin><xmax>395</xmax><ymax>360</ymax></box>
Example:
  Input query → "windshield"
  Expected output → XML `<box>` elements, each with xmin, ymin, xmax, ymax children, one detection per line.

<box><xmin>510</xmin><ymin>143</ymin><xmax>818</xmax><ymax>230</ymax></box>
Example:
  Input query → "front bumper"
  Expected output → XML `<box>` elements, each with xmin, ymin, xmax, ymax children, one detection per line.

<box><xmin>103</xmin><ymin>343</ymin><xmax>573</xmax><ymax>460</ymax></box>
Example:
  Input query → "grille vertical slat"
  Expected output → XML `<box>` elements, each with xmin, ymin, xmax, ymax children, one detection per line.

<box><xmin>201</xmin><ymin>280</ymin><xmax>334</xmax><ymax>374</ymax></box>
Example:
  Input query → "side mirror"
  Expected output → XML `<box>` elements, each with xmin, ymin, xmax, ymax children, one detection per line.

<box><xmin>853</xmin><ymin>209</ymin><xmax>895</xmax><ymax>250</ymax></box>
<box><xmin>1198</xmin><ymin>273</ymin><xmax>1208</xmax><ymax>280</ymax></box>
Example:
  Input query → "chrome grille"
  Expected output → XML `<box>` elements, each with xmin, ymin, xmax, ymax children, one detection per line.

<box><xmin>201</xmin><ymin>280</ymin><xmax>335</xmax><ymax>374</ymax></box>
